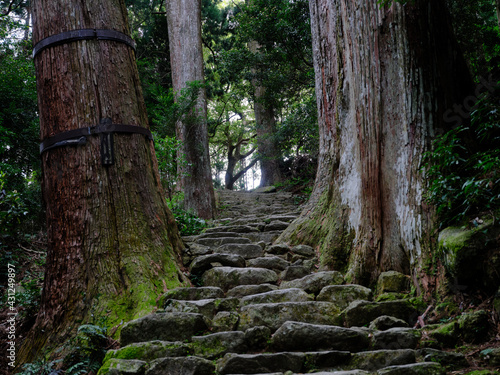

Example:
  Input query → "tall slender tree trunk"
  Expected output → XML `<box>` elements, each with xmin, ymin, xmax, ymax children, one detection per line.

<box><xmin>166</xmin><ymin>0</ymin><xmax>216</xmax><ymax>219</ymax></box>
<box><xmin>279</xmin><ymin>0</ymin><xmax>472</xmax><ymax>286</ymax></box>
<box><xmin>248</xmin><ymin>39</ymin><xmax>282</xmax><ymax>187</ymax></box>
<box><xmin>254</xmin><ymin>89</ymin><xmax>282</xmax><ymax>187</ymax></box>
<box><xmin>18</xmin><ymin>0</ymin><xmax>187</xmax><ymax>365</ymax></box>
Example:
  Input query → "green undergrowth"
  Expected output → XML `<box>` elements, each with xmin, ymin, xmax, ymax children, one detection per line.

<box><xmin>18</xmin><ymin>324</ymin><xmax>113</xmax><ymax>375</ymax></box>
<box><xmin>167</xmin><ymin>193</ymin><xmax>208</xmax><ymax>236</ymax></box>
<box><xmin>422</xmin><ymin>93</ymin><xmax>500</xmax><ymax>228</ymax></box>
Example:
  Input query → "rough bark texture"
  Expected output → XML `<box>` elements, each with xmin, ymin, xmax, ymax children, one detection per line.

<box><xmin>254</xmin><ymin>92</ymin><xmax>282</xmax><ymax>188</ymax></box>
<box><xmin>18</xmin><ymin>0</ymin><xmax>187</xmax><ymax>366</ymax></box>
<box><xmin>279</xmin><ymin>0</ymin><xmax>472</xmax><ymax>285</ymax></box>
<box><xmin>248</xmin><ymin>37</ymin><xmax>282</xmax><ymax>188</ymax></box>
<box><xmin>166</xmin><ymin>0</ymin><xmax>216</xmax><ymax>219</ymax></box>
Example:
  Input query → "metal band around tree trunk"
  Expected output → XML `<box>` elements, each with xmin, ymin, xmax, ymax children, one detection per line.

<box><xmin>40</xmin><ymin>118</ymin><xmax>153</xmax><ymax>167</ymax></box>
<box><xmin>33</xmin><ymin>29</ymin><xmax>136</xmax><ymax>58</ymax></box>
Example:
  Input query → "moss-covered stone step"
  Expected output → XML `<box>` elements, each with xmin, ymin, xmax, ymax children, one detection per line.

<box><xmin>340</xmin><ymin>300</ymin><xmax>418</xmax><ymax>327</ymax></box>
<box><xmin>103</xmin><ymin>340</ymin><xmax>192</xmax><ymax>363</ymax></box>
<box><xmin>191</xmin><ymin>327</ymin><xmax>270</xmax><ymax>359</ymax></box>
<box><xmin>202</xmin><ymin>267</ymin><xmax>279</xmax><ymax>291</ymax></box>
<box><xmin>161</xmin><ymin>297</ymin><xmax>240</xmax><ymax>319</ymax></box>
<box><xmin>371</xmin><ymin>328</ymin><xmax>421</xmax><ymax>350</ymax></box>
<box><xmin>216</xmin><ymin>351</ymin><xmax>351</xmax><ymax>374</ymax></box>
<box><xmin>238</xmin><ymin>301</ymin><xmax>341</xmax><ymax>331</ymax></box>
<box><xmin>146</xmin><ymin>356</ymin><xmax>215</xmax><ymax>375</ymax></box>
<box><xmin>347</xmin><ymin>349</ymin><xmax>417</xmax><ymax>371</ymax></box>
<box><xmin>120</xmin><ymin>312</ymin><xmax>208</xmax><ymax>346</ymax></box>
<box><xmin>270</xmin><ymin>321</ymin><xmax>370</xmax><ymax>352</ymax></box>
<box><xmin>317</xmin><ymin>285</ymin><xmax>373</xmax><ymax>309</ymax></box>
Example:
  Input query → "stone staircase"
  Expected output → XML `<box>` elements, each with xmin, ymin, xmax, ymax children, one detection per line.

<box><xmin>97</xmin><ymin>190</ymin><xmax>467</xmax><ymax>375</ymax></box>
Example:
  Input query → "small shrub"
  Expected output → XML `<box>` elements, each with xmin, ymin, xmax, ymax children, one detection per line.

<box><xmin>170</xmin><ymin>205</ymin><xmax>207</xmax><ymax>236</ymax></box>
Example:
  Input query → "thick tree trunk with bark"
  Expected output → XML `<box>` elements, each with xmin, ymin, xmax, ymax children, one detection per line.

<box><xmin>166</xmin><ymin>0</ymin><xmax>216</xmax><ymax>219</ymax></box>
<box><xmin>18</xmin><ymin>0</ymin><xmax>187</xmax><ymax>365</ymax></box>
<box><xmin>248</xmin><ymin>38</ymin><xmax>282</xmax><ymax>187</ymax></box>
<box><xmin>279</xmin><ymin>0</ymin><xmax>472</xmax><ymax>286</ymax></box>
<box><xmin>254</xmin><ymin>92</ymin><xmax>282</xmax><ymax>187</ymax></box>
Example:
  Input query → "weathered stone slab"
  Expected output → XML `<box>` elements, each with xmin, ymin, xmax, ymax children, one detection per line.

<box><xmin>247</xmin><ymin>256</ymin><xmax>290</xmax><ymax>271</ymax></box>
<box><xmin>103</xmin><ymin>341</ymin><xmax>191</xmax><ymax>363</ymax></box>
<box><xmin>98</xmin><ymin>359</ymin><xmax>147</xmax><ymax>375</ymax></box>
<box><xmin>217</xmin><ymin>352</ymin><xmax>305</xmax><ymax>374</ymax></box>
<box><xmin>163</xmin><ymin>299</ymin><xmax>216</xmax><ymax>319</ymax></box>
<box><xmin>216</xmin><ymin>244</ymin><xmax>265</xmax><ymax>259</ymax></box>
<box><xmin>242</xmin><ymin>231</ymin><xmax>282</xmax><ymax>244</ymax></box>
<box><xmin>368</xmin><ymin>316</ymin><xmax>409</xmax><ymax>331</ymax></box>
<box><xmin>372</xmin><ymin>328</ymin><xmax>421</xmax><ymax>350</ymax></box>
<box><xmin>302</xmin><ymin>351</ymin><xmax>352</xmax><ymax>370</ymax></box>
<box><xmin>227</xmin><ymin>284</ymin><xmax>278</xmax><ymax>298</ymax></box>
<box><xmin>266</xmin><ymin>244</ymin><xmax>291</xmax><ymax>255</ymax></box>
<box><xmin>271</xmin><ymin>321</ymin><xmax>370</xmax><ymax>352</ymax></box>
<box><xmin>342</xmin><ymin>300</ymin><xmax>418</xmax><ymax>327</ymax></box>
<box><xmin>419</xmin><ymin>348</ymin><xmax>468</xmax><ymax>370</ymax></box>
<box><xmin>189</xmin><ymin>254</ymin><xmax>246</xmax><ymax>276</ymax></box>
<box><xmin>317</xmin><ymin>285</ymin><xmax>373</xmax><ymax>309</ymax></box>
<box><xmin>202</xmin><ymin>267</ymin><xmax>278</xmax><ymax>291</ymax></box>
<box><xmin>239</xmin><ymin>302</ymin><xmax>341</xmax><ymax>331</ymax></box>
<box><xmin>191</xmin><ymin>331</ymin><xmax>247</xmax><ymax>359</ymax></box>
<box><xmin>376</xmin><ymin>362</ymin><xmax>445</xmax><ymax>375</ymax></box>
<box><xmin>291</xmin><ymin>245</ymin><xmax>316</xmax><ymax>258</ymax></box>
<box><xmin>146</xmin><ymin>356</ymin><xmax>215</xmax><ymax>375</ymax></box>
<box><xmin>280</xmin><ymin>271</ymin><xmax>344</xmax><ymax>295</ymax></box>
<box><xmin>195</xmin><ymin>237</ymin><xmax>252</xmax><ymax>247</ymax></box>
<box><xmin>280</xmin><ymin>266</ymin><xmax>310</xmax><ymax>281</ymax></box>
<box><xmin>265</xmin><ymin>220</ymin><xmax>290</xmax><ymax>231</ymax></box>
<box><xmin>196</xmin><ymin>232</ymin><xmax>243</xmax><ymax>239</ymax></box>
<box><xmin>120</xmin><ymin>313</ymin><xmax>207</xmax><ymax>346</ymax></box>
<box><xmin>212</xmin><ymin>311</ymin><xmax>240</xmax><ymax>332</ymax></box>
<box><xmin>205</xmin><ymin>225</ymin><xmax>259</xmax><ymax>234</ymax></box>
<box><xmin>240</xmin><ymin>288</ymin><xmax>313</xmax><ymax>306</ymax></box>
<box><xmin>244</xmin><ymin>326</ymin><xmax>271</xmax><ymax>350</ymax></box>
<box><xmin>376</xmin><ymin>271</ymin><xmax>411</xmax><ymax>294</ymax></box>
<box><xmin>349</xmin><ymin>349</ymin><xmax>416</xmax><ymax>371</ymax></box>
<box><xmin>158</xmin><ymin>287</ymin><xmax>224</xmax><ymax>304</ymax></box>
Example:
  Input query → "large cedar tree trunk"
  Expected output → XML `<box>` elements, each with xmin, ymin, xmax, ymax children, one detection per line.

<box><xmin>18</xmin><ymin>0</ymin><xmax>187</xmax><ymax>365</ymax></box>
<box><xmin>279</xmin><ymin>0</ymin><xmax>472</xmax><ymax>285</ymax></box>
<box><xmin>166</xmin><ymin>0</ymin><xmax>216</xmax><ymax>219</ymax></box>
<box><xmin>254</xmin><ymin>89</ymin><xmax>282</xmax><ymax>188</ymax></box>
<box><xmin>248</xmin><ymin>38</ymin><xmax>282</xmax><ymax>187</ymax></box>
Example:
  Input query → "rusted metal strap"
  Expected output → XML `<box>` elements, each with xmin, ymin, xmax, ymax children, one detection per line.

<box><xmin>40</xmin><ymin>118</ymin><xmax>153</xmax><ymax>166</ymax></box>
<box><xmin>33</xmin><ymin>29</ymin><xmax>136</xmax><ymax>58</ymax></box>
